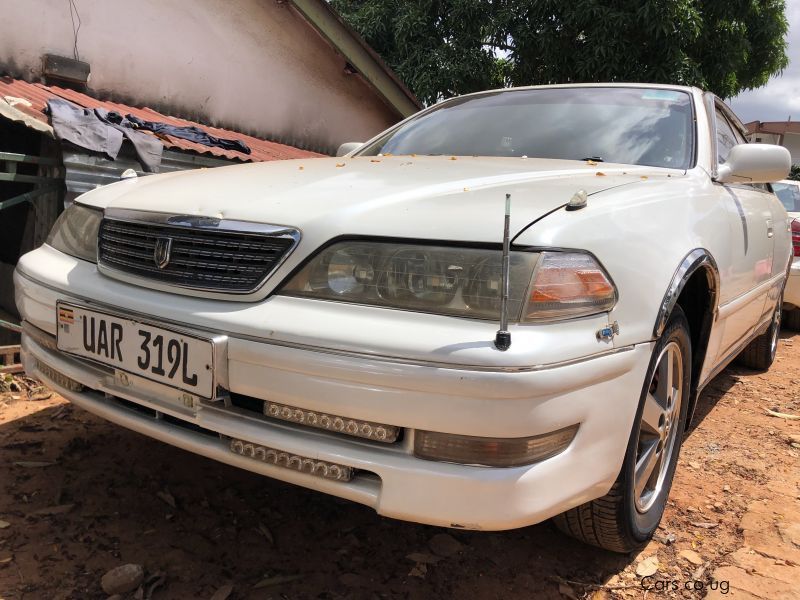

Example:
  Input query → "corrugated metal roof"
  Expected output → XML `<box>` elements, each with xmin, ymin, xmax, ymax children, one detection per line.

<box><xmin>0</xmin><ymin>76</ymin><xmax>324</xmax><ymax>163</ymax></box>
<box><xmin>61</xmin><ymin>147</ymin><xmax>232</xmax><ymax>200</ymax></box>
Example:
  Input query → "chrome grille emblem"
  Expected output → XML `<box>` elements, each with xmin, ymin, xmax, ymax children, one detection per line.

<box><xmin>153</xmin><ymin>237</ymin><xmax>173</xmax><ymax>269</ymax></box>
<box><xmin>97</xmin><ymin>213</ymin><xmax>301</xmax><ymax>293</ymax></box>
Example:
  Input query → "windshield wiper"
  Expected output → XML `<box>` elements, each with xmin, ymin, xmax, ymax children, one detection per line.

<box><xmin>581</xmin><ymin>156</ymin><xmax>604</xmax><ymax>162</ymax></box>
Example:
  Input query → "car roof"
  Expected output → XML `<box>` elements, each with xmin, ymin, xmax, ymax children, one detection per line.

<box><xmin>448</xmin><ymin>82</ymin><xmax>701</xmax><ymax>101</ymax></box>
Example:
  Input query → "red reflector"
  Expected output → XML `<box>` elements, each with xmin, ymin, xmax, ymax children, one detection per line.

<box><xmin>792</xmin><ymin>219</ymin><xmax>800</xmax><ymax>258</ymax></box>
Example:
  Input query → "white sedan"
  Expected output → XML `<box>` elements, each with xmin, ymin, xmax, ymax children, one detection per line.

<box><xmin>14</xmin><ymin>84</ymin><xmax>791</xmax><ymax>552</ymax></box>
<box><xmin>773</xmin><ymin>179</ymin><xmax>800</xmax><ymax>329</ymax></box>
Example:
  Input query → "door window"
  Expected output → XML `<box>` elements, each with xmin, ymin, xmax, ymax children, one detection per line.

<box><xmin>715</xmin><ymin>108</ymin><xmax>743</xmax><ymax>164</ymax></box>
<box><xmin>773</xmin><ymin>182</ymin><xmax>800</xmax><ymax>212</ymax></box>
<box><xmin>715</xmin><ymin>107</ymin><xmax>769</xmax><ymax>190</ymax></box>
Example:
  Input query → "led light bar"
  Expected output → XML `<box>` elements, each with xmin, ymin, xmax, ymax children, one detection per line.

<box><xmin>263</xmin><ymin>400</ymin><xmax>399</xmax><ymax>443</ymax></box>
<box><xmin>229</xmin><ymin>438</ymin><xmax>353</xmax><ymax>482</ymax></box>
<box><xmin>36</xmin><ymin>360</ymin><xmax>84</xmax><ymax>392</ymax></box>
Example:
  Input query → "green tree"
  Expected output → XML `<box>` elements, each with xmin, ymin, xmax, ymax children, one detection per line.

<box><xmin>789</xmin><ymin>165</ymin><xmax>800</xmax><ymax>181</ymax></box>
<box><xmin>333</xmin><ymin>0</ymin><xmax>789</xmax><ymax>106</ymax></box>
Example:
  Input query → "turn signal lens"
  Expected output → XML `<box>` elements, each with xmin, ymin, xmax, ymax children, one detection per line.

<box><xmin>522</xmin><ymin>252</ymin><xmax>616</xmax><ymax>321</ymax></box>
<box><xmin>414</xmin><ymin>425</ymin><xmax>578</xmax><ymax>467</ymax></box>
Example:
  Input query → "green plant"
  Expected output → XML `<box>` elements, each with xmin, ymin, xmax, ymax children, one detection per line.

<box><xmin>333</xmin><ymin>0</ymin><xmax>789</xmax><ymax>106</ymax></box>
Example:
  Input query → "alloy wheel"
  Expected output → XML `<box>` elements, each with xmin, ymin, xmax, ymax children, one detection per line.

<box><xmin>634</xmin><ymin>341</ymin><xmax>684</xmax><ymax>513</ymax></box>
<box><xmin>770</xmin><ymin>301</ymin><xmax>782</xmax><ymax>359</ymax></box>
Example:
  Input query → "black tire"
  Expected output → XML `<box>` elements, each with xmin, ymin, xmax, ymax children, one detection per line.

<box><xmin>736</xmin><ymin>301</ymin><xmax>781</xmax><ymax>371</ymax></box>
<box><xmin>552</xmin><ymin>306</ymin><xmax>691</xmax><ymax>553</ymax></box>
<box><xmin>782</xmin><ymin>307</ymin><xmax>800</xmax><ymax>332</ymax></box>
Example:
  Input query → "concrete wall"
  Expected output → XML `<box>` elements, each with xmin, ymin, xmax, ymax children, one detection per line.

<box><xmin>783</xmin><ymin>133</ymin><xmax>800</xmax><ymax>165</ymax></box>
<box><xmin>747</xmin><ymin>133</ymin><xmax>781</xmax><ymax>145</ymax></box>
<box><xmin>0</xmin><ymin>0</ymin><xmax>401</xmax><ymax>153</ymax></box>
<box><xmin>747</xmin><ymin>132</ymin><xmax>800</xmax><ymax>165</ymax></box>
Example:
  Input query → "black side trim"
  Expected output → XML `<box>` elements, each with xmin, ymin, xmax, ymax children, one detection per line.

<box><xmin>653</xmin><ymin>249</ymin><xmax>720</xmax><ymax>339</ymax></box>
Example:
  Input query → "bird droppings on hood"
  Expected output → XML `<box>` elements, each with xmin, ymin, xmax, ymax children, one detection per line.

<box><xmin>449</xmin><ymin>156</ymin><xmax>458</xmax><ymax>160</ymax></box>
<box><xmin>463</xmin><ymin>187</ymin><xmax>470</xmax><ymax>192</ymax></box>
<box><xmin>596</xmin><ymin>172</ymin><xmax>606</xmax><ymax>176</ymax></box>
<box><xmin>371</xmin><ymin>159</ymin><xmax>381</xmax><ymax>163</ymax></box>
<box><xmin>298</xmin><ymin>166</ymin><xmax>304</xmax><ymax>170</ymax></box>
<box><xmin>88</xmin><ymin>156</ymin><xmax>681</xmax><ymax>243</ymax></box>
<box><xmin>336</xmin><ymin>163</ymin><xmax>345</xmax><ymax>168</ymax></box>
<box><xmin>641</xmin><ymin>175</ymin><xmax>648</xmax><ymax>180</ymax></box>
<box><xmin>586</xmin><ymin>160</ymin><xmax>599</xmax><ymax>166</ymax></box>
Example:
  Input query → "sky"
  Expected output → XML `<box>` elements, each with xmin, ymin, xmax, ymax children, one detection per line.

<box><xmin>728</xmin><ymin>0</ymin><xmax>800</xmax><ymax>123</ymax></box>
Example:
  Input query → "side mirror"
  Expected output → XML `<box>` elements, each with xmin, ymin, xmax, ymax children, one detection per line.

<box><xmin>716</xmin><ymin>144</ymin><xmax>791</xmax><ymax>184</ymax></box>
<box><xmin>336</xmin><ymin>142</ymin><xmax>363</xmax><ymax>157</ymax></box>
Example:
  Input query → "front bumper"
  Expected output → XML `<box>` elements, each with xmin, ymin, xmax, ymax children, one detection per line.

<box><xmin>783</xmin><ymin>259</ymin><xmax>800</xmax><ymax>308</ymax></box>
<box><xmin>15</xmin><ymin>249</ymin><xmax>653</xmax><ymax>531</ymax></box>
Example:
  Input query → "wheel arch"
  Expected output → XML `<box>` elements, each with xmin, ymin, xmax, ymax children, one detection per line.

<box><xmin>652</xmin><ymin>249</ymin><xmax>720</xmax><ymax>428</ymax></box>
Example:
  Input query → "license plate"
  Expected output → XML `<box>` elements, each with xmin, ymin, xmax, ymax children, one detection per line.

<box><xmin>56</xmin><ymin>303</ymin><xmax>215</xmax><ymax>398</ymax></box>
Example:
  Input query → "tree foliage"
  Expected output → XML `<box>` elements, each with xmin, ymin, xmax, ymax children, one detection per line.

<box><xmin>790</xmin><ymin>164</ymin><xmax>800</xmax><ymax>182</ymax></box>
<box><xmin>332</xmin><ymin>0</ymin><xmax>789</xmax><ymax>105</ymax></box>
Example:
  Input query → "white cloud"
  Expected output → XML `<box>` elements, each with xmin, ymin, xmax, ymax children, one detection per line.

<box><xmin>728</xmin><ymin>0</ymin><xmax>800</xmax><ymax>123</ymax></box>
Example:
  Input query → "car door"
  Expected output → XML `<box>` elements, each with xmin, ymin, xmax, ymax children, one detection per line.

<box><xmin>772</xmin><ymin>181</ymin><xmax>800</xmax><ymax>262</ymax></box>
<box><xmin>712</xmin><ymin>105</ymin><xmax>775</xmax><ymax>361</ymax></box>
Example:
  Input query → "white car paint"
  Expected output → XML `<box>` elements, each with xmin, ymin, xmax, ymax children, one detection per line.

<box><xmin>773</xmin><ymin>179</ymin><xmax>800</xmax><ymax>308</ymax></box>
<box><xmin>14</xmin><ymin>83</ymin><xmax>792</xmax><ymax>531</ymax></box>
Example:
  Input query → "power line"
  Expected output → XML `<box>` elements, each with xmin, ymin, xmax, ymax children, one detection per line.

<box><xmin>68</xmin><ymin>0</ymin><xmax>81</xmax><ymax>61</ymax></box>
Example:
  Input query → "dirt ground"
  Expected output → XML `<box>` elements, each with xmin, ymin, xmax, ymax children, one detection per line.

<box><xmin>0</xmin><ymin>334</ymin><xmax>799</xmax><ymax>600</ymax></box>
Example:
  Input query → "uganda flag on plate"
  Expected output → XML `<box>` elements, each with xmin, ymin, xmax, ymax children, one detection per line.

<box><xmin>58</xmin><ymin>306</ymin><xmax>74</xmax><ymax>325</ymax></box>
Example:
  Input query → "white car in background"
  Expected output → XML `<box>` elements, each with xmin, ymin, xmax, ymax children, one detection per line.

<box><xmin>15</xmin><ymin>84</ymin><xmax>791</xmax><ymax>552</ymax></box>
<box><xmin>773</xmin><ymin>179</ymin><xmax>800</xmax><ymax>330</ymax></box>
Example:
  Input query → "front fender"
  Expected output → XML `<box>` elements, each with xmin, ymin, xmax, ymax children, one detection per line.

<box><xmin>512</xmin><ymin>170</ymin><xmax>727</xmax><ymax>350</ymax></box>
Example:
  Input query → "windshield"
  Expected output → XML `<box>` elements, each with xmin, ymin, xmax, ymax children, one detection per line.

<box><xmin>360</xmin><ymin>87</ymin><xmax>695</xmax><ymax>169</ymax></box>
<box><xmin>774</xmin><ymin>182</ymin><xmax>800</xmax><ymax>213</ymax></box>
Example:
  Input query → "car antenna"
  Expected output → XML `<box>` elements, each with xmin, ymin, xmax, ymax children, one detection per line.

<box><xmin>494</xmin><ymin>193</ymin><xmax>512</xmax><ymax>351</ymax></box>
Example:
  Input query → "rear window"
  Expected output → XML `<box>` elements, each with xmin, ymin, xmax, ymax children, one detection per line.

<box><xmin>774</xmin><ymin>182</ymin><xmax>800</xmax><ymax>212</ymax></box>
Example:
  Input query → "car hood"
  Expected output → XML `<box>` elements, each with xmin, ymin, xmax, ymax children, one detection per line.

<box><xmin>81</xmin><ymin>156</ymin><xmax>684</xmax><ymax>243</ymax></box>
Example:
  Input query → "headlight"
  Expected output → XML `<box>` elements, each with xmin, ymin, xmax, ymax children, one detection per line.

<box><xmin>45</xmin><ymin>202</ymin><xmax>103</xmax><ymax>263</ymax></box>
<box><xmin>281</xmin><ymin>241</ymin><xmax>538</xmax><ymax>320</ymax></box>
<box><xmin>280</xmin><ymin>241</ymin><xmax>616</xmax><ymax>322</ymax></box>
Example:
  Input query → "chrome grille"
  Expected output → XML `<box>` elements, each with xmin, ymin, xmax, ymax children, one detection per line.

<box><xmin>98</xmin><ymin>217</ymin><xmax>299</xmax><ymax>293</ymax></box>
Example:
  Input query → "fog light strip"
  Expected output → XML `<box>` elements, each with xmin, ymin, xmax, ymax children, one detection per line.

<box><xmin>263</xmin><ymin>400</ymin><xmax>399</xmax><ymax>443</ymax></box>
<box><xmin>229</xmin><ymin>438</ymin><xmax>353</xmax><ymax>482</ymax></box>
<box><xmin>35</xmin><ymin>359</ymin><xmax>84</xmax><ymax>392</ymax></box>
